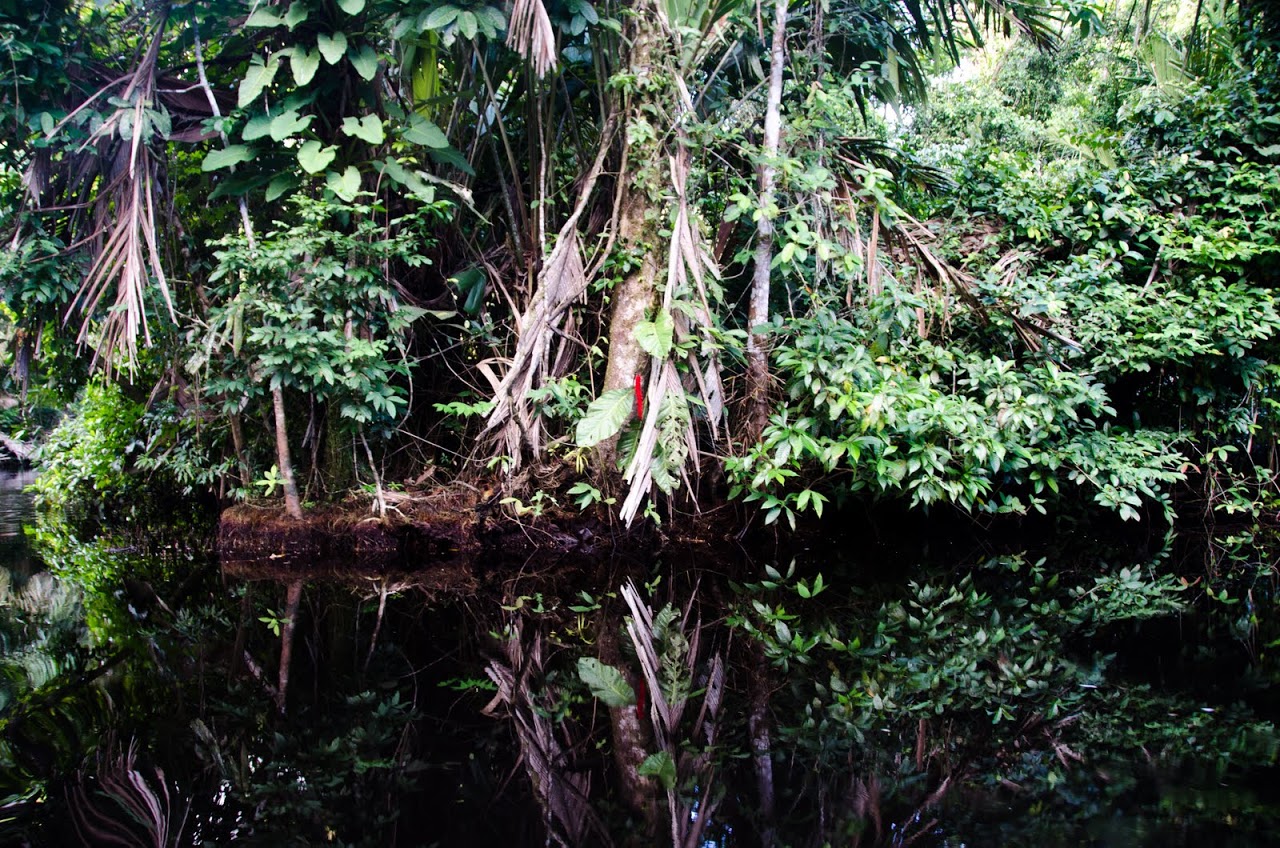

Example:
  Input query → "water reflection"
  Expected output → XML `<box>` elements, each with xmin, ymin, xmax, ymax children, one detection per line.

<box><xmin>2</xmin><ymin>493</ymin><xmax>1280</xmax><ymax>846</ymax></box>
<box><xmin>0</xmin><ymin>470</ymin><xmax>37</xmax><ymax>578</ymax></box>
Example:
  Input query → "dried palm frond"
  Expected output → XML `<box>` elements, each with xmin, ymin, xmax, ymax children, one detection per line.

<box><xmin>482</xmin><ymin>119</ymin><xmax>617</xmax><ymax>465</ymax></box>
<box><xmin>619</xmin><ymin>580</ymin><xmax>725</xmax><ymax>848</ymax></box>
<box><xmin>507</xmin><ymin>0</ymin><xmax>558</xmax><ymax>78</ymax></box>
<box><xmin>31</xmin><ymin>22</ymin><xmax>175</xmax><ymax>375</ymax></box>
<box><xmin>618</xmin><ymin>149</ymin><xmax>724</xmax><ymax>526</ymax></box>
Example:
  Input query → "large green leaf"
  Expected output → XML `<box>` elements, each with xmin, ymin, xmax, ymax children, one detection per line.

<box><xmin>341</xmin><ymin>114</ymin><xmax>384</xmax><ymax>144</ymax></box>
<box><xmin>376</xmin><ymin>157</ymin><xmax>436</xmax><ymax>203</ymax></box>
<box><xmin>285</xmin><ymin>1</ymin><xmax>310</xmax><ymax>28</ymax></box>
<box><xmin>577</xmin><ymin>658</ymin><xmax>635</xmax><ymax>707</ymax></box>
<box><xmin>403</xmin><ymin>115</ymin><xmax>449</xmax><ymax>148</ymax></box>
<box><xmin>427</xmin><ymin>144</ymin><xmax>475</xmax><ymax>175</ymax></box>
<box><xmin>202</xmin><ymin>145</ymin><xmax>254</xmax><ymax>172</ymax></box>
<box><xmin>245</xmin><ymin>7</ymin><xmax>285</xmax><ymax>27</ymax></box>
<box><xmin>317</xmin><ymin>31</ymin><xmax>348</xmax><ymax>64</ymax></box>
<box><xmin>423</xmin><ymin>5</ymin><xmax>461</xmax><ymax>29</ymax></box>
<box><xmin>237</xmin><ymin>56</ymin><xmax>280</xmax><ymax>108</ymax></box>
<box><xmin>634</xmin><ymin>308</ymin><xmax>674</xmax><ymax>359</ymax></box>
<box><xmin>638</xmin><ymin>752</ymin><xmax>677</xmax><ymax>790</ymax></box>
<box><xmin>290</xmin><ymin>46</ymin><xmax>321</xmax><ymax>86</ymax></box>
<box><xmin>348</xmin><ymin>44</ymin><xmax>378</xmax><ymax>80</ymax></box>
<box><xmin>456</xmin><ymin>10</ymin><xmax>477</xmax><ymax>39</ymax></box>
<box><xmin>270</xmin><ymin>109</ymin><xmax>313</xmax><ymax>141</ymax></box>
<box><xmin>297</xmin><ymin>140</ymin><xmax>337</xmax><ymax>174</ymax></box>
<box><xmin>326</xmin><ymin>165</ymin><xmax>361</xmax><ymax>201</ymax></box>
<box><xmin>266</xmin><ymin>173</ymin><xmax>300</xmax><ymax>201</ymax></box>
<box><xmin>575</xmin><ymin>388</ymin><xmax>634</xmax><ymax>448</ymax></box>
<box><xmin>241</xmin><ymin>112</ymin><xmax>274</xmax><ymax>141</ymax></box>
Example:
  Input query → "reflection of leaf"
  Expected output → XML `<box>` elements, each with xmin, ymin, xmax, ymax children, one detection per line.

<box><xmin>297</xmin><ymin>140</ymin><xmax>337</xmax><ymax>174</ymax></box>
<box><xmin>341</xmin><ymin>114</ymin><xmax>384</xmax><ymax>144</ymax></box>
<box><xmin>202</xmin><ymin>145</ymin><xmax>254</xmax><ymax>172</ymax></box>
<box><xmin>575</xmin><ymin>389</ymin><xmax>634</xmax><ymax>447</ymax></box>
<box><xmin>577</xmin><ymin>657</ymin><xmax>635</xmax><ymax>707</ymax></box>
<box><xmin>317</xmin><ymin>31</ymin><xmax>349</xmax><ymax>64</ymax></box>
<box><xmin>638</xmin><ymin>751</ymin><xmax>677</xmax><ymax>790</ymax></box>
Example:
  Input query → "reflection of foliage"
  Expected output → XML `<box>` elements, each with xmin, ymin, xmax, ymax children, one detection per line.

<box><xmin>728</xmin><ymin>555</ymin><xmax>1280</xmax><ymax>844</ymax></box>
<box><xmin>0</xmin><ymin>570</ymin><xmax>83</xmax><ymax>714</ymax></box>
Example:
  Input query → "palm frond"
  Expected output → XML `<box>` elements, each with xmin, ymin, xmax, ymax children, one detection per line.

<box><xmin>507</xmin><ymin>0</ymin><xmax>558</xmax><ymax>78</ymax></box>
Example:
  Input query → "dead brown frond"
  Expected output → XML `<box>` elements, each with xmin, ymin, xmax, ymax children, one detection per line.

<box><xmin>482</xmin><ymin>118</ymin><xmax>617</xmax><ymax>465</ymax></box>
<box><xmin>33</xmin><ymin>21</ymin><xmax>175</xmax><ymax>375</ymax></box>
<box><xmin>507</xmin><ymin>0</ymin><xmax>558</xmax><ymax>78</ymax></box>
<box><xmin>618</xmin><ymin>149</ymin><xmax>725</xmax><ymax>526</ymax></box>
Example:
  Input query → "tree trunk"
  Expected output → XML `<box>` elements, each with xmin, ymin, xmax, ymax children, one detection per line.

<box><xmin>600</xmin><ymin>3</ymin><xmax>664</xmax><ymax>463</ymax></box>
<box><xmin>745</xmin><ymin>0</ymin><xmax>789</xmax><ymax>444</ymax></box>
<box><xmin>271</xmin><ymin>384</ymin><xmax>304</xmax><ymax>519</ymax></box>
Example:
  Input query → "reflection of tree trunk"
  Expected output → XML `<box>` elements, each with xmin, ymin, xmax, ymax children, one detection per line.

<box><xmin>272</xmin><ymin>385</ymin><xmax>303</xmax><ymax>519</ymax></box>
<box><xmin>749</xmin><ymin>647</ymin><xmax>777</xmax><ymax>847</ymax></box>
<box><xmin>275</xmin><ymin>579</ymin><xmax>303</xmax><ymax>714</ymax></box>
<box><xmin>599</xmin><ymin>626</ymin><xmax>658</xmax><ymax>837</ymax></box>
<box><xmin>745</xmin><ymin>0</ymin><xmax>789</xmax><ymax>445</ymax></box>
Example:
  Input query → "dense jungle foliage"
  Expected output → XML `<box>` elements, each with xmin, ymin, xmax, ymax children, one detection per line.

<box><xmin>5</xmin><ymin>0</ymin><xmax>1280</xmax><ymax>844</ymax></box>
<box><xmin>0</xmin><ymin>0</ymin><xmax>1274</xmax><ymax>530</ymax></box>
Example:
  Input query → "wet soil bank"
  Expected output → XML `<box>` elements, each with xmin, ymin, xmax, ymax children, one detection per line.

<box><xmin>217</xmin><ymin>495</ymin><xmax>735</xmax><ymax>578</ymax></box>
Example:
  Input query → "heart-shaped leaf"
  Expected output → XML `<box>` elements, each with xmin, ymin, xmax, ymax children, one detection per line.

<box><xmin>341</xmin><ymin>114</ymin><xmax>384</xmax><ymax>144</ymax></box>
<box><xmin>326</xmin><ymin>165</ymin><xmax>361</xmax><ymax>201</ymax></box>
<box><xmin>290</xmin><ymin>46</ymin><xmax>320</xmax><ymax>86</ymax></box>
<box><xmin>241</xmin><ymin>112</ymin><xmax>274</xmax><ymax>141</ymax></box>
<box><xmin>297</xmin><ymin>140</ymin><xmax>337</xmax><ymax>173</ymax></box>
<box><xmin>245</xmin><ymin>8</ymin><xmax>285</xmax><ymax>27</ymax></box>
<box><xmin>317</xmin><ymin>31</ymin><xmax>348</xmax><ymax>64</ymax></box>
<box><xmin>202</xmin><ymin>145</ymin><xmax>254</xmax><ymax>172</ymax></box>
<box><xmin>269</xmin><ymin>109</ymin><xmax>313</xmax><ymax>141</ymax></box>
<box><xmin>337</xmin><ymin>0</ymin><xmax>365</xmax><ymax>13</ymax></box>
<box><xmin>237</xmin><ymin>56</ymin><xmax>280</xmax><ymax>108</ymax></box>
<box><xmin>348</xmin><ymin>44</ymin><xmax>378</xmax><ymax>80</ymax></box>
<box><xmin>285</xmin><ymin>1</ymin><xmax>309</xmax><ymax>28</ymax></box>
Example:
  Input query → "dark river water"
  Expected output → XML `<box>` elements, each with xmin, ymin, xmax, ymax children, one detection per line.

<box><xmin>2</xmin><ymin>475</ymin><xmax>1280</xmax><ymax>846</ymax></box>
